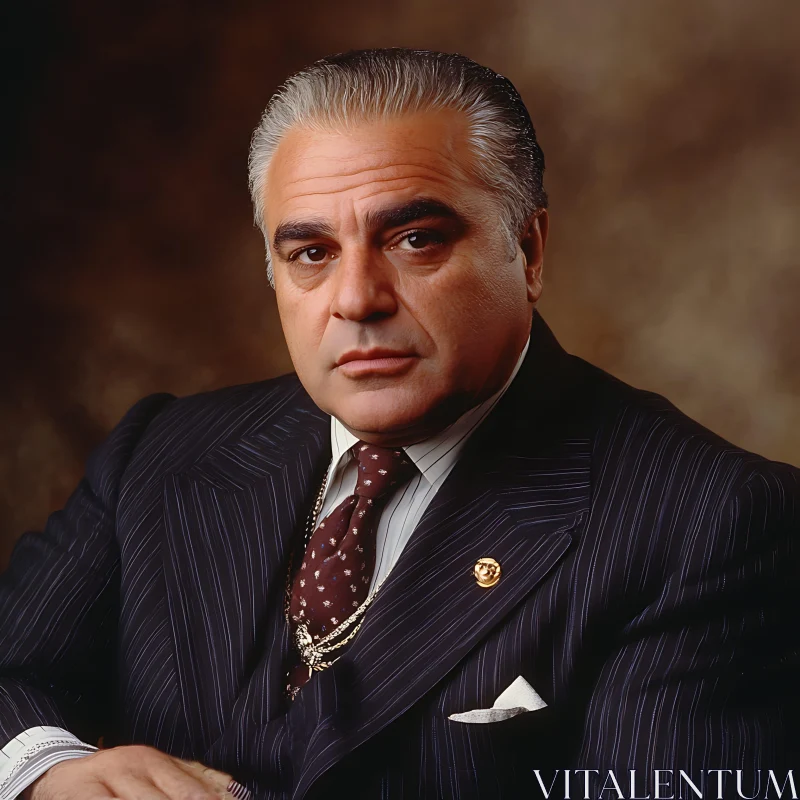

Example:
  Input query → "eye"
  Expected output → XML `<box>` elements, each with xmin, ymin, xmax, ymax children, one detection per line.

<box><xmin>293</xmin><ymin>246</ymin><xmax>333</xmax><ymax>265</ymax></box>
<box><xmin>390</xmin><ymin>230</ymin><xmax>446</xmax><ymax>251</ymax></box>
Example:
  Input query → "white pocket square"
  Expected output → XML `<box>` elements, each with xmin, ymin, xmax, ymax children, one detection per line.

<box><xmin>448</xmin><ymin>675</ymin><xmax>547</xmax><ymax>724</ymax></box>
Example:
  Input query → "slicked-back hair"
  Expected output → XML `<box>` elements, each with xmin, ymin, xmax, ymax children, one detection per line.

<box><xmin>248</xmin><ymin>48</ymin><xmax>548</xmax><ymax>287</ymax></box>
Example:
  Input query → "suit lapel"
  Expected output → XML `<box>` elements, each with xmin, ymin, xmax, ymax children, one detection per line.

<box><xmin>162</xmin><ymin>386</ymin><xmax>331</xmax><ymax>754</ymax></box>
<box><xmin>292</xmin><ymin>311</ymin><xmax>596</xmax><ymax>796</ymax></box>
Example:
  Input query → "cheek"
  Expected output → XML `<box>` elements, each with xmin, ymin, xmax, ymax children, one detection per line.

<box><xmin>276</xmin><ymin>296</ymin><xmax>325</xmax><ymax>367</ymax></box>
<box><xmin>406</xmin><ymin>256</ymin><xmax>521</xmax><ymax>342</ymax></box>
<box><xmin>465</xmin><ymin>255</ymin><xmax>529</xmax><ymax>326</ymax></box>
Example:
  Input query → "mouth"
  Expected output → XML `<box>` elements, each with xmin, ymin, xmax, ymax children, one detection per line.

<box><xmin>335</xmin><ymin>349</ymin><xmax>418</xmax><ymax>378</ymax></box>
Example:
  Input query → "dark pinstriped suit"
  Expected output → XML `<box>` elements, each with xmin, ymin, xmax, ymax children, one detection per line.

<box><xmin>1</xmin><ymin>310</ymin><xmax>798</xmax><ymax>799</ymax></box>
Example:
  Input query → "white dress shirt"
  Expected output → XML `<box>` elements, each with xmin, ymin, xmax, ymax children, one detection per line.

<box><xmin>0</xmin><ymin>335</ymin><xmax>530</xmax><ymax>799</ymax></box>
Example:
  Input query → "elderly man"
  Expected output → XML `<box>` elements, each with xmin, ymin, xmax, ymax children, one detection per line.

<box><xmin>1</xmin><ymin>48</ymin><xmax>797</xmax><ymax>800</ymax></box>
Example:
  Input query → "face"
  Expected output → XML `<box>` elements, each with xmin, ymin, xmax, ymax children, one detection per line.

<box><xmin>262</xmin><ymin>108</ymin><xmax>547</xmax><ymax>446</ymax></box>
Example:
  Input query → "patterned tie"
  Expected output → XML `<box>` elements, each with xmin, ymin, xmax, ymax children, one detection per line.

<box><xmin>287</xmin><ymin>441</ymin><xmax>417</xmax><ymax>696</ymax></box>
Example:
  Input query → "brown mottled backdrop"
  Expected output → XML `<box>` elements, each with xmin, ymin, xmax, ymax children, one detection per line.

<box><xmin>2</xmin><ymin>1</ymin><xmax>798</xmax><ymax>567</ymax></box>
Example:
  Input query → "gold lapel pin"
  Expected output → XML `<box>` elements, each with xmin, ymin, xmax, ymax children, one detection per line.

<box><xmin>474</xmin><ymin>557</ymin><xmax>501</xmax><ymax>588</ymax></box>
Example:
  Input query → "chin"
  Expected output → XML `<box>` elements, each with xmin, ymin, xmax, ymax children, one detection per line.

<box><xmin>331</xmin><ymin>388</ymin><xmax>435</xmax><ymax>436</ymax></box>
<box><xmin>339</xmin><ymin>406</ymin><xmax>428</xmax><ymax>436</ymax></box>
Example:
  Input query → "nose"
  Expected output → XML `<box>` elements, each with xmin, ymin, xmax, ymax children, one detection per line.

<box><xmin>329</xmin><ymin>245</ymin><xmax>398</xmax><ymax>322</ymax></box>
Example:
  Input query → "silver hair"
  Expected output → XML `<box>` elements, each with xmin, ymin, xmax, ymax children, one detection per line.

<box><xmin>247</xmin><ymin>48</ymin><xmax>548</xmax><ymax>288</ymax></box>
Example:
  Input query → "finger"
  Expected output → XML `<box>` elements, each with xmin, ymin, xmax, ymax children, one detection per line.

<box><xmin>83</xmin><ymin>784</ymin><xmax>119</xmax><ymax>800</ymax></box>
<box><xmin>175</xmin><ymin>758</ymin><xmax>234</xmax><ymax>787</ymax></box>
<box><xmin>69</xmin><ymin>786</ymin><xmax>119</xmax><ymax>800</ymax></box>
<box><xmin>175</xmin><ymin>759</ymin><xmax>250</xmax><ymax>799</ymax></box>
<box><xmin>149</xmin><ymin>761</ymin><xmax>221</xmax><ymax>800</ymax></box>
<box><xmin>103</xmin><ymin>774</ymin><xmax>171</xmax><ymax>800</ymax></box>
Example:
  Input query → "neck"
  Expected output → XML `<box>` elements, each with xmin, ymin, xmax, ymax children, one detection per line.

<box><xmin>338</xmin><ymin>392</ymin><xmax>476</xmax><ymax>447</ymax></box>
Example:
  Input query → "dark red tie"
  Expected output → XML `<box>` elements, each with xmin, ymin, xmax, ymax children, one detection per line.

<box><xmin>287</xmin><ymin>441</ymin><xmax>417</xmax><ymax>696</ymax></box>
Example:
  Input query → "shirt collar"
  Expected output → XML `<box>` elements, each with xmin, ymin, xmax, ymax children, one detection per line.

<box><xmin>329</xmin><ymin>334</ymin><xmax>531</xmax><ymax>486</ymax></box>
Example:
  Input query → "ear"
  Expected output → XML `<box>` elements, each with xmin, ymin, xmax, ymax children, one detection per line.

<box><xmin>518</xmin><ymin>209</ymin><xmax>548</xmax><ymax>304</ymax></box>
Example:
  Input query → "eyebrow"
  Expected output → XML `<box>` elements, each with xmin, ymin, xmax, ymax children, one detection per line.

<box><xmin>271</xmin><ymin>197</ymin><xmax>469</xmax><ymax>251</ymax></box>
<box><xmin>272</xmin><ymin>219</ymin><xmax>336</xmax><ymax>250</ymax></box>
<box><xmin>364</xmin><ymin>197</ymin><xmax>468</xmax><ymax>232</ymax></box>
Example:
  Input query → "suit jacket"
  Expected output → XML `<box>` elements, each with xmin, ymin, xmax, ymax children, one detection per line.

<box><xmin>1</xmin><ymin>310</ymin><xmax>798</xmax><ymax>799</ymax></box>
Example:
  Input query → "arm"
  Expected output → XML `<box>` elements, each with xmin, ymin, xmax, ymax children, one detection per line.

<box><xmin>574</xmin><ymin>462</ymin><xmax>800</xmax><ymax>798</ymax></box>
<box><xmin>0</xmin><ymin>393</ymin><xmax>175</xmax><ymax>799</ymax></box>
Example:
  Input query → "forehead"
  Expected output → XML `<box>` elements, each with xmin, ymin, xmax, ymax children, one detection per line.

<box><xmin>263</xmin><ymin>109</ymin><xmax>478</xmax><ymax>229</ymax></box>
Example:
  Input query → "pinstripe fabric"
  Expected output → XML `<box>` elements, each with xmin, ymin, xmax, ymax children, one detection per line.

<box><xmin>1</xmin><ymin>310</ymin><xmax>798</xmax><ymax>799</ymax></box>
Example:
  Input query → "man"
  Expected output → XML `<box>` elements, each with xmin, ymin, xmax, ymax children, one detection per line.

<box><xmin>0</xmin><ymin>48</ymin><xmax>797</xmax><ymax>800</ymax></box>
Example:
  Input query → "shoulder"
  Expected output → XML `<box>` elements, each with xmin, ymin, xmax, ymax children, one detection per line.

<box><xmin>571</xmin><ymin>354</ymin><xmax>799</xmax><ymax>529</ymax></box>
<box><xmin>575</xmin><ymin>354</ymin><xmax>797</xmax><ymax>476</ymax></box>
<box><xmin>565</xmin><ymin>357</ymin><xmax>799</xmax><ymax>588</ymax></box>
<box><xmin>143</xmin><ymin>370</ymin><xmax>308</xmax><ymax>438</ymax></box>
<box><xmin>109</xmin><ymin>371</ymin><xmax>320</xmax><ymax>484</ymax></box>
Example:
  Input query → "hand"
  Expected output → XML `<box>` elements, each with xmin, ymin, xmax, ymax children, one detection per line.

<box><xmin>22</xmin><ymin>744</ymin><xmax>247</xmax><ymax>799</ymax></box>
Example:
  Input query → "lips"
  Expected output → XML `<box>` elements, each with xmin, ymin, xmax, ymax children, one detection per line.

<box><xmin>335</xmin><ymin>348</ymin><xmax>418</xmax><ymax>377</ymax></box>
<box><xmin>335</xmin><ymin>348</ymin><xmax>416</xmax><ymax>366</ymax></box>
